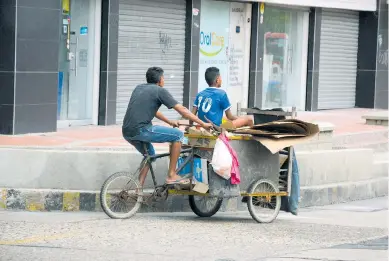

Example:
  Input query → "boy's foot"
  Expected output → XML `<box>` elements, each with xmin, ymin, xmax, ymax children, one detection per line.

<box><xmin>166</xmin><ymin>175</ymin><xmax>190</xmax><ymax>185</ymax></box>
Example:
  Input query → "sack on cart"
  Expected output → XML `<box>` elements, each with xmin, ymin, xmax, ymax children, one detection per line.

<box><xmin>211</xmin><ymin>136</ymin><xmax>232</xmax><ymax>180</ymax></box>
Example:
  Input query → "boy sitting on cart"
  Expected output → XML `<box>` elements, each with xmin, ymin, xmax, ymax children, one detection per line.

<box><xmin>190</xmin><ymin>67</ymin><xmax>300</xmax><ymax>215</ymax></box>
<box><xmin>189</xmin><ymin>67</ymin><xmax>253</xmax><ymax>128</ymax></box>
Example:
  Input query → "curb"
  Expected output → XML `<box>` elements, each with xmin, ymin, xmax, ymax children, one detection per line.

<box><xmin>1</xmin><ymin>178</ymin><xmax>387</xmax><ymax>213</ymax></box>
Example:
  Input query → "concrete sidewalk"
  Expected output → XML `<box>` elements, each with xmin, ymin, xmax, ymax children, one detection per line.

<box><xmin>0</xmin><ymin>108</ymin><xmax>387</xmax><ymax>149</ymax></box>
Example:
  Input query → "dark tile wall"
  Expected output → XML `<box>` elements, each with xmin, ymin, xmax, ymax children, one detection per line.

<box><xmin>183</xmin><ymin>0</ymin><xmax>201</xmax><ymax>108</ymax></box>
<box><xmin>305</xmin><ymin>8</ymin><xmax>322</xmax><ymax>111</ymax></box>
<box><xmin>355</xmin><ymin>11</ymin><xmax>378</xmax><ymax>108</ymax></box>
<box><xmin>248</xmin><ymin>2</ymin><xmax>265</xmax><ymax>108</ymax></box>
<box><xmin>98</xmin><ymin>0</ymin><xmax>119</xmax><ymax>125</ymax></box>
<box><xmin>375</xmin><ymin>0</ymin><xmax>388</xmax><ymax>109</ymax></box>
<box><xmin>355</xmin><ymin>0</ymin><xmax>388</xmax><ymax>110</ymax></box>
<box><xmin>0</xmin><ymin>0</ymin><xmax>60</xmax><ymax>134</ymax></box>
<box><xmin>0</xmin><ymin>0</ymin><xmax>16</xmax><ymax>134</ymax></box>
<box><xmin>13</xmin><ymin>0</ymin><xmax>60</xmax><ymax>134</ymax></box>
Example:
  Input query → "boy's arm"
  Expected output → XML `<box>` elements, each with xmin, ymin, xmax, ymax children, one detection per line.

<box><xmin>155</xmin><ymin>111</ymin><xmax>178</xmax><ymax>127</ymax></box>
<box><xmin>189</xmin><ymin>107</ymin><xmax>198</xmax><ymax>126</ymax></box>
<box><xmin>225</xmin><ymin>108</ymin><xmax>238</xmax><ymax>121</ymax></box>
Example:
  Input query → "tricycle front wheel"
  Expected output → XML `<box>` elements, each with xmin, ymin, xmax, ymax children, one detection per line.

<box><xmin>247</xmin><ymin>178</ymin><xmax>281</xmax><ymax>223</ymax></box>
<box><xmin>189</xmin><ymin>195</ymin><xmax>223</xmax><ymax>217</ymax></box>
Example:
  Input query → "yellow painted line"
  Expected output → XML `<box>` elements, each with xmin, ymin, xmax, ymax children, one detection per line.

<box><xmin>0</xmin><ymin>232</ymin><xmax>78</xmax><ymax>245</ymax></box>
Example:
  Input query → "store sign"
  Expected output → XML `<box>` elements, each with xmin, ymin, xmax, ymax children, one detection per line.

<box><xmin>198</xmin><ymin>0</ymin><xmax>230</xmax><ymax>92</ymax></box>
<box><xmin>199</xmin><ymin>31</ymin><xmax>225</xmax><ymax>56</ymax></box>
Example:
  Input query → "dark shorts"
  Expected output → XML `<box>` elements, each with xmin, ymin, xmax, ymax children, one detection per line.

<box><xmin>124</xmin><ymin>125</ymin><xmax>184</xmax><ymax>156</ymax></box>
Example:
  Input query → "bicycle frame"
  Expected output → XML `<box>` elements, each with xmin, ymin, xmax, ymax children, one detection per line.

<box><xmin>140</xmin><ymin>145</ymin><xmax>195</xmax><ymax>188</ymax></box>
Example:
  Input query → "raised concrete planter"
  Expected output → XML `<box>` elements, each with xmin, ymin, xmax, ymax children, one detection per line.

<box><xmin>295</xmin><ymin>122</ymin><xmax>334</xmax><ymax>151</ymax></box>
<box><xmin>362</xmin><ymin>111</ymin><xmax>388</xmax><ymax>126</ymax></box>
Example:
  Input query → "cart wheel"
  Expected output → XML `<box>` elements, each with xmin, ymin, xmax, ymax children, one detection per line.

<box><xmin>188</xmin><ymin>195</ymin><xmax>223</xmax><ymax>218</ymax></box>
<box><xmin>247</xmin><ymin>178</ymin><xmax>281</xmax><ymax>223</ymax></box>
<box><xmin>100</xmin><ymin>171</ymin><xmax>142</xmax><ymax>219</ymax></box>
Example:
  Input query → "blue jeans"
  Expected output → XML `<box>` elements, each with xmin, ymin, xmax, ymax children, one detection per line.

<box><xmin>124</xmin><ymin>125</ymin><xmax>184</xmax><ymax>156</ymax></box>
<box><xmin>289</xmin><ymin>150</ymin><xmax>300</xmax><ymax>215</ymax></box>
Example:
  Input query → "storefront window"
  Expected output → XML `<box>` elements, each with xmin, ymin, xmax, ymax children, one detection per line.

<box><xmin>262</xmin><ymin>7</ymin><xmax>308</xmax><ymax>110</ymax></box>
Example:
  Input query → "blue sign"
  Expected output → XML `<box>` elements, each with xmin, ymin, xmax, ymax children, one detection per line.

<box><xmin>57</xmin><ymin>72</ymin><xmax>64</xmax><ymax>118</ymax></box>
<box><xmin>80</xmin><ymin>26</ymin><xmax>88</xmax><ymax>35</ymax></box>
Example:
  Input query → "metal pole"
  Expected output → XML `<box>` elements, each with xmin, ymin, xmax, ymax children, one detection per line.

<box><xmin>237</xmin><ymin>102</ymin><xmax>242</xmax><ymax>116</ymax></box>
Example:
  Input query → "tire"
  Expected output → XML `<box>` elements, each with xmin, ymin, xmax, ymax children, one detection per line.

<box><xmin>100</xmin><ymin>171</ymin><xmax>142</xmax><ymax>219</ymax></box>
<box><xmin>247</xmin><ymin>178</ymin><xmax>281</xmax><ymax>223</ymax></box>
<box><xmin>188</xmin><ymin>195</ymin><xmax>223</xmax><ymax>217</ymax></box>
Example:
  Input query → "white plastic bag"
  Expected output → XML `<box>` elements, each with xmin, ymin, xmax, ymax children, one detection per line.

<box><xmin>211</xmin><ymin>137</ymin><xmax>232</xmax><ymax>180</ymax></box>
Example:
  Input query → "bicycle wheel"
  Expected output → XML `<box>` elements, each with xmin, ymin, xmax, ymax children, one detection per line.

<box><xmin>247</xmin><ymin>178</ymin><xmax>281</xmax><ymax>223</ymax></box>
<box><xmin>189</xmin><ymin>195</ymin><xmax>223</xmax><ymax>217</ymax></box>
<box><xmin>100</xmin><ymin>171</ymin><xmax>142</xmax><ymax>219</ymax></box>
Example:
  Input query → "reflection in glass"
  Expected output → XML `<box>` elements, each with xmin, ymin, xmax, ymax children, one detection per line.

<box><xmin>262</xmin><ymin>7</ymin><xmax>307</xmax><ymax>110</ymax></box>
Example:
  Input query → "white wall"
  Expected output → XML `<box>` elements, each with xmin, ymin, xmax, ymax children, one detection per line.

<box><xmin>242</xmin><ymin>0</ymin><xmax>376</xmax><ymax>11</ymax></box>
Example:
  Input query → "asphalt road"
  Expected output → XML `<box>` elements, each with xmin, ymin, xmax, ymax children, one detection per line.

<box><xmin>0</xmin><ymin>197</ymin><xmax>387</xmax><ymax>261</ymax></box>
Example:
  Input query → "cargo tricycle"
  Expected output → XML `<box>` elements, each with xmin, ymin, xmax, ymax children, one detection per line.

<box><xmin>100</xmin><ymin>109</ymin><xmax>296</xmax><ymax>223</ymax></box>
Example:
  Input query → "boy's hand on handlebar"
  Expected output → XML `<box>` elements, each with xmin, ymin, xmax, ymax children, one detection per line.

<box><xmin>169</xmin><ymin>120</ymin><xmax>180</xmax><ymax>128</ymax></box>
<box><xmin>201</xmin><ymin>122</ymin><xmax>213</xmax><ymax>130</ymax></box>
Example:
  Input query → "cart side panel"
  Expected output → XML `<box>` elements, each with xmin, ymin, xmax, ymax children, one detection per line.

<box><xmin>230</xmin><ymin>140</ymin><xmax>279</xmax><ymax>191</ymax></box>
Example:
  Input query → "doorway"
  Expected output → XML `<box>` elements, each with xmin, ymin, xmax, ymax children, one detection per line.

<box><xmin>198</xmin><ymin>0</ymin><xmax>252</xmax><ymax>114</ymax></box>
<box><xmin>58</xmin><ymin>0</ymin><xmax>101</xmax><ymax>127</ymax></box>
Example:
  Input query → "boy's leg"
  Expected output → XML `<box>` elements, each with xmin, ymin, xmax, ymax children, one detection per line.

<box><xmin>232</xmin><ymin>115</ymin><xmax>254</xmax><ymax>128</ymax></box>
<box><xmin>125</xmin><ymin>139</ymin><xmax>155</xmax><ymax>186</ymax></box>
<box><xmin>142</xmin><ymin>126</ymin><xmax>186</xmax><ymax>183</ymax></box>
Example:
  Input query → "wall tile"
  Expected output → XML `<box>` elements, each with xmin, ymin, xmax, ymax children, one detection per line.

<box><xmin>14</xmin><ymin>72</ymin><xmax>57</xmax><ymax>105</ymax></box>
<box><xmin>108</xmin><ymin>14</ymin><xmax>119</xmax><ymax>43</ymax></box>
<box><xmin>17</xmin><ymin>7</ymin><xmax>60</xmax><ymax>41</ymax></box>
<box><xmin>0</xmin><ymin>72</ymin><xmax>15</xmax><ymax>105</ymax></box>
<box><xmin>16</xmin><ymin>39</ymin><xmax>59</xmax><ymax>72</ymax></box>
<box><xmin>109</xmin><ymin>0</ymin><xmax>119</xmax><ymax>14</ymax></box>
<box><xmin>375</xmin><ymin>90</ymin><xmax>388</xmax><ymax>109</ymax></box>
<box><xmin>107</xmin><ymin>72</ymin><xmax>117</xmax><ymax>101</ymax></box>
<box><xmin>14</xmin><ymin>103</ymin><xmax>57</xmax><ymax>134</ymax></box>
<box><xmin>375</xmin><ymin>69</ymin><xmax>388</xmax><ymax>93</ymax></box>
<box><xmin>0</xmin><ymin>0</ymin><xmax>16</xmax><ymax>7</ymax></box>
<box><xmin>356</xmin><ymin>70</ymin><xmax>376</xmax><ymax>108</ymax></box>
<box><xmin>108</xmin><ymin>42</ymin><xmax>118</xmax><ymax>72</ymax></box>
<box><xmin>0</xmin><ymin>104</ymin><xmax>14</xmax><ymax>134</ymax></box>
<box><xmin>106</xmin><ymin>100</ymin><xmax>116</xmax><ymax>125</ymax></box>
<box><xmin>17</xmin><ymin>0</ymin><xmax>60</xmax><ymax>9</ymax></box>
<box><xmin>0</xmin><ymin>4</ymin><xmax>16</xmax><ymax>72</ymax></box>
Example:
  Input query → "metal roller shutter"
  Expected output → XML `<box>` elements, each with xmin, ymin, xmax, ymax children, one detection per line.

<box><xmin>318</xmin><ymin>9</ymin><xmax>359</xmax><ymax>109</ymax></box>
<box><xmin>116</xmin><ymin>0</ymin><xmax>186</xmax><ymax>123</ymax></box>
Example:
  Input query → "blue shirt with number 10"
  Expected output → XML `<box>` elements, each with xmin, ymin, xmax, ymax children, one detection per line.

<box><xmin>193</xmin><ymin>87</ymin><xmax>231</xmax><ymax>126</ymax></box>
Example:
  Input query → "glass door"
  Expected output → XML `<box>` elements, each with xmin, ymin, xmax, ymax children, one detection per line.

<box><xmin>58</xmin><ymin>0</ymin><xmax>97</xmax><ymax>126</ymax></box>
<box><xmin>262</xmin><ymin>7</ymin><xmax>308</xmax><ymax>110</ymax></box>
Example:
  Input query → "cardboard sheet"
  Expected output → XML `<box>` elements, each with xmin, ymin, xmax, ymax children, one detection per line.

<box><xmin>185</xmin><ymin>119</ymin><xmax>320</xmax><ymax>154</ymax></box>
<box><xmin>241</xmin><ymin>119</ymin><xmax>320</xmax><ymax>154</ymax></box>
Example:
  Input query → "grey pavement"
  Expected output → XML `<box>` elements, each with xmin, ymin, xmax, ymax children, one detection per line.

<box><xmin>0</xmin><ymin>197</ymin><xmax>387</xmax><ymax>261</ymax></box>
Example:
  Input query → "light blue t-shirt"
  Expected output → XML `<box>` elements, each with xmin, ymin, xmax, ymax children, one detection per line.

<box><xmin>193</xmin><ymin>87</ymin><xmax>231</xmax><ymax>126</ymax></box>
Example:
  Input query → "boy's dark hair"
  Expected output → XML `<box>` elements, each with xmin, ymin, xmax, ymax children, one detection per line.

<box><xmin>146</xmin><ymin>67</ymin><xmax>164</xmax><ymax>84</ymax></box>
<box><xmin>204</xmin><ymin>67</ymin><xmax>220</xmax><ymax>86</ymax></box>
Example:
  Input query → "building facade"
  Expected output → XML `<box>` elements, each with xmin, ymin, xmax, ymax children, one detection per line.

<box><xmin>0</xmin><ymin>0</ymin><xmax>387</xmax><ymax>135</ymax></box>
